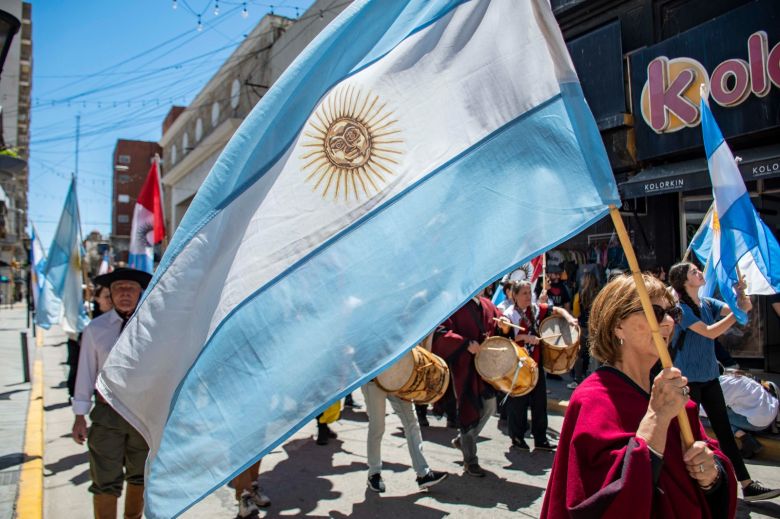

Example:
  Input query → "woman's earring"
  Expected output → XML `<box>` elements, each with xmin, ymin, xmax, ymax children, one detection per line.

<box><xmin>619</xmin><ymin>338</ymin><xmax>624</xmax><ymax>346</ymax></box>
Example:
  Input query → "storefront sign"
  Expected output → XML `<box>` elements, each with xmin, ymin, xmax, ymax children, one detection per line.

<box><xmin>642</xmin><ymin>178</ymin><xmax>684</xmax><ymax>194</ymax></box>
<box><xmin>743</xmin><ymin>157</ymin><xmax>780</xmax><ymax>179</ymax></box>
<box><xmin>629</xmin><ymin>0</ymin><xmax>780</xmax><ymax>160</ymax></box>
<box><xmin>640</xmin><ymin>31</ymin><xmax>780</xmax><ymax>133</ymax></box>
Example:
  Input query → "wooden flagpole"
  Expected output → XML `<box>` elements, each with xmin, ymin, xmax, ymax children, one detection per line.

<box><xmin>609</xmin><ymin>205</ymin><xmax>695</xmax><ymax>447</ymax></box>
<box><xmin>154</xmin><ymin>154</ymin><xmax>169</xmax><ymax>254</ymax></box>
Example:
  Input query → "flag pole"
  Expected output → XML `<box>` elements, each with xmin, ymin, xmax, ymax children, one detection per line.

<box><xmin>154</xmin><ymin>154</ymin><xmax>169</xmax><ymax>254</ymax></box>
<box><xmin>609</xmin><ymin>204</ymin><xmax>695</xmax><ymax>447</ymax></box>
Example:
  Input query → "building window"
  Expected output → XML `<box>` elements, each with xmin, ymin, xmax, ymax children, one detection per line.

<box><xmin>182</xmin><ymin>132</ymin><xmax>189</xmax><ymax>153</ymax></box>
<box><xmin>118</xmin><ymin>154</ymin><xmax>131</xmax><ymax>164</ymax></box>
<box><xmin>195</xmin><ymin>117</ymin><xmax>203</xmax><ymax>142</ymax></box>
<box><xmin>230</xmin><ymin>78</ymin><xmax>241</xmax><ymax>109</ymax></box>
<box><xmin>118</xmin><ymin>194</ymin><xmax>130</xmax><ymax>203</ymax></box>
<box><xmin>171</xmin><ymin>144</ymin><xmax>177</xmax><ymax>165</ymax></box>
<box><xmin>118</xmin><ymin>174</ymin><xmax>131</xmax><ymax>183</ymax></box>
<box><xmin>211</xmin><ymin>101</ymin><xmax>221</xmax><ymax>127</ymax></box>
<box><xmin>118</xmin><ymin>214</ymin><xmax>130</xmax><ymax>223</ymax></box>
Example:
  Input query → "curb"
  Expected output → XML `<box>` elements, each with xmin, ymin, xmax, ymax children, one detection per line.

<box><xmin>547</xmin><ymin>397</ymin><xmax>780</xmax><ymax>463</ymax></box>
<box><xmin>15</xmin><ymin>358</ymin><xmax>44</xmax><ymax>519</ymax></box>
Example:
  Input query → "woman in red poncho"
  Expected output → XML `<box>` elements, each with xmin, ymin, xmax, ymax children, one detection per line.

<box><xmin>541</xmin><ymin>274</ymin><xmax>737</xmax><ymax>519</ymax></box>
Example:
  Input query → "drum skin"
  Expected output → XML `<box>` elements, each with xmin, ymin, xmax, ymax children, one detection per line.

<box><xmin>475</xmin><ymin>336</ymin><xmax>538</xmax><ymax>397</ymax></box>
<box><xmin>375</xmin><ymin>346</ymin><xmax>450</xmax><ymax>404</ymax></box>
<box><xmin>540</xmin><ymin>316</ymin><xmax>580</xmax><ymax>375</ymax></box>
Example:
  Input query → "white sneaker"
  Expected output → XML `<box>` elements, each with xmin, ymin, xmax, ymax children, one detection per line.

<box><xmin>566</xmin><ymin>382</ymin><xmax>578</xmax><ymax>389</ymax></box>
<box><xmin>238</xmin><ymin>490</ymin><xmax>259</xmax><ymax>517</ymax></box>
<box><xmin>251</xmin><ymin>479</ymin><xmax>271</xmax><ymax>507</ymax></box>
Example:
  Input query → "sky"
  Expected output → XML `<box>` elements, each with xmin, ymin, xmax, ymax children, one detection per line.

<box><xmin>29</xmin><ymin>0</ymin><xmax>316</xmax><ymax>250</ymax></box>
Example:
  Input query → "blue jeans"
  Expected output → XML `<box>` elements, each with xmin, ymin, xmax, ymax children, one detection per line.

<box><xmin>726</xmin><ymin>408</ymin><xmax>765</xmax><ymax>434</ymax></box>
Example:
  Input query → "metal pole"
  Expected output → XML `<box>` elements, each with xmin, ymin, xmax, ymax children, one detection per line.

<box><xmin>20</xmin><ymin>331</ymin><xmax>30</xmax><ymax>383</ymax></box>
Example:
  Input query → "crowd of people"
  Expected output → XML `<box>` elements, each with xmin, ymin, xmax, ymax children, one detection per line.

<box><xmin>64</xmin><ymin>258</ymin><xmax>780</xmax><ymax>518</ymax></box>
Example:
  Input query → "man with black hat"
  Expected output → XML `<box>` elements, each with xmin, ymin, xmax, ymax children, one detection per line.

<box><xmin>71</xmin><ymin>268</ymin><xmax>151</xmax><ymax>519</ymax></box>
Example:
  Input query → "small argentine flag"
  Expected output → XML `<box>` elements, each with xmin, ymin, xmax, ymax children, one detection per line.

<box><xmin>98</xmin><ymin>1</ymin><xmax>620</xmax><ymax>517</ymax></box>
<box><xmin>697</xmin><ymin>88</ymin><xmax>780</xmax><ymax>323</ymax></box>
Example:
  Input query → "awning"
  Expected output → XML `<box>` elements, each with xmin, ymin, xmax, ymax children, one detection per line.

<box><xmin>621</xmin><ymin>143</ymin><xmax>780</xmax><ymax>198</ymax></box>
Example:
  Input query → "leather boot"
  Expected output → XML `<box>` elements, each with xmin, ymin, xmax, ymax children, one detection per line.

<box><xmin>124</xmin><ymin>484</ymin><xmax>144</xmax><ymax>519</ymax></box>
<box><xmin>93</xmin><ymin>494</ymin><xmax>118</xmax><ymax>519</ymax></box>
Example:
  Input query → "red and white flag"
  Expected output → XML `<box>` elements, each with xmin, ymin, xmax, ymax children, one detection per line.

<box><xmin>128</xmin><ymin>160</ymin><xmax>165</xmax><ymax>273</ymax></box>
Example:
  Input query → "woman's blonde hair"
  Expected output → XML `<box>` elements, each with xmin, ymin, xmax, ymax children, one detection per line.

<box><xmin>588</xmin><ymin>273</ymin><xmax>674</xmax><ymax>364</ymax></box>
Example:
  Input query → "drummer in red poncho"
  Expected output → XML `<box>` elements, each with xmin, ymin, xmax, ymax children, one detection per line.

<box><xmin>432</xmin><ymin>294</ymin><xmax>504</xmax><ymax>477</ymax></box>
<box><xmin>541</xmin><ymin>274</ymin><xmax>736</xmax><ymax>519</ymax></box>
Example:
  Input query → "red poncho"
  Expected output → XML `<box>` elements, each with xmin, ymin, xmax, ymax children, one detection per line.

<box><xmin>541</xmin><ymin>368</ymin><xmax>737</xmax><ymax>519</ymax></box>
<box><xmin>432</xmin><ymin>297</ymin><xmax>501</xmax><ymax>430</ymax></box>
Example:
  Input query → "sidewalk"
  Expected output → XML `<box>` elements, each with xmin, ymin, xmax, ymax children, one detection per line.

<box><xmin>0</xmin><ymin>306</ymin><xmax>33</xmax><ymax>519</ymax></box>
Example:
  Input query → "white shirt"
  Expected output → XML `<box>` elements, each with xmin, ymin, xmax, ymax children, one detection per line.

<box><xmin>73</xmin><ymin>310</ymin><xmax>125</xmax><ymax>416</ymax></box>
<box><xmin>715</xmin><ymin>374</ymin><xmax>779</xmax><ymax>428</ymax></box>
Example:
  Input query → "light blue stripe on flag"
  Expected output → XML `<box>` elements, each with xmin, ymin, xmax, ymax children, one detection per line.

<box><xmin>35</xmin><ymin>179</ymin><xmax>89</xmax><ymax>333</ymax></box>
<box><xmin>699</xmin><ymin>98</ymin><xmax>780</xmax><ymax>323</ymax></box>
<box><xmin>97</xmin><ymin>2</ymin><xmax>620</xmax><ymax>517</ymax></box>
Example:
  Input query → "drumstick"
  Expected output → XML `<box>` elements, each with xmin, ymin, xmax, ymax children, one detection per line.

<box><xmin>539</xmin><ymin>333</ymin><xmax>563</xmax><ymax>341</ymax></box>
<box><xmin>492</xmin><ymin>318</ymin><xmax>527</xmax><ymax>332</ymax></box>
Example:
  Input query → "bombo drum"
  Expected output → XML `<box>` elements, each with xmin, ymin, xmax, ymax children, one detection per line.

<box><xmin>540</xmin><ymin>316</ymin><xmax>580</xmax><ymax>375</ymax></box>
<box><xmin>475</xmin><ymin>336</ymin><xmax>538</xmax><ymax>397</ymax></box>
<box><xmin>375</xmin><ymin>346</ymin><xmax>450</xmax><ymax>404</ymax></box>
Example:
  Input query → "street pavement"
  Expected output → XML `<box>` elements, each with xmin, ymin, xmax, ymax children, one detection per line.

<box><xmin>0</xmin><ymin>307</ymin><xmax>775</xmax><ymax>517</ymax></box>
<box><xmin>0</xmin><ymin>306</ymin><xmax>32</xmax><ymax>519</ymax></box>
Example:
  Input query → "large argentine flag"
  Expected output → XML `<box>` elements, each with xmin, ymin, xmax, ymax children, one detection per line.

<box><xmin>98</xmin><ymin>1</ymin><xmax>619</xmax><ymax>516</ymax></box>
<box><xmin>128</xmin><ymin>160</ymin><xmax>164</xmax><ymax>273</ymax></box>
<box><xmin>699</xmin><ymin>97</ymin><xmax>780</xmax><ymax>323</ymax></box>
<box><xmin>35</xmin><ymin>179</ymin><xmax>89</xmax><ymax>333</ymax></box>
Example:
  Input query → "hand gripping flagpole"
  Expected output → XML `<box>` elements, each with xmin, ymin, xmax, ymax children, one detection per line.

<box><xmin>609</xmin><ymin>205</ymin><xmax>695</xmax><ymax>448</ymax></box>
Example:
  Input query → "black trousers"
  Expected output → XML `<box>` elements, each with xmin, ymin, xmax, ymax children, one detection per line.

<box><xmin>66</xmin><ymin>338</ymin><xmax>80</xmax><ymax>398</ymax></box>
<box><xmin>507</xmin><ymin>371</ymin><xmax>548</xmax><ymax>443</ymax></box>
<box><xmin>689</xmin><ymin>378</ymin><xmax>750</xmax><ymax>482</ymax></box>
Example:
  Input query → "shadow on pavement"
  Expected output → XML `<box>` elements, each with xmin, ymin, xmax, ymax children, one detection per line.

<box><xmin>330</xmin><ymin>491</ymin><xmax>449</xmax><ymax>519</ymax></box>
<box><xmin>0</xmin><ymin>452</ymin><xmax>24</xmax><ymax>470</ymax></box>
<box><xmin>260</xmin><ymin>436</ymin><xmax>411</xmax><ymax>516</ymax></box>
<box><xmin>0</xmin><ymin>388</ymin><xmax>27</xmax><ymax>400</ymax></box>
<box><xmin>423</xmin><ymin>471</ymin><xmax>545</xmax><ymax>512</ymax></box>
<box><xmin>44</xmin><ymin>401</ymin><xmax>71</xmax><ymax>412</ymax></box>
<box><xmin>738</xmin><ymin>499</ymin><xmax>780</xmax><ymax>518</ymax></box>
<box><xmin>45</xmin><ymin>452</ymin><xmax>88</xmax><ymax>476</ymax></box>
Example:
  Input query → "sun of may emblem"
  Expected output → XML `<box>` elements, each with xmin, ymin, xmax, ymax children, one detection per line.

<box><xmin>300</xmin><ymin>86</ymin><xmax>403</xmax><ymax>201</ymax></box>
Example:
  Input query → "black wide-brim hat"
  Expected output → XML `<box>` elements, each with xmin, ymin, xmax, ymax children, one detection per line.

<box><xmin>547</xmin><ymin>264</ymin><xmax>563</xmax><ymax>274</ymax></box>
<box><xmin>94</xmin><ymin>267</ymin><xmax>152</xmax><ymax>290</ymax></box>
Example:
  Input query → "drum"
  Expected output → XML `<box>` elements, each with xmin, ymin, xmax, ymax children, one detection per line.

<box><xmin>540</xmin><ymin>315</ymin><xmax>581</xmax><ymax>375</ymax></box>
<box><xmin>375</xmin><ymin>346</ymin><xmax>450</xmax><ymax>404</ymax></box>
<box><xmin>475</xmin><ymin>336</ymin><xmax>538</xmax><ymax>397</ymax></box>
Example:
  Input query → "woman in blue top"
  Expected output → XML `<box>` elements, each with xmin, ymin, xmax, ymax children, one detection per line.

<box><xmin>669</xmin><ymin>261</ymin><xmax>779</xmax><ymax>502</ymax></box>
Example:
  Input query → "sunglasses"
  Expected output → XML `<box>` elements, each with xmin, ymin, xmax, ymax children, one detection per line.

<box><xmin>630</xmin><ymin>305</ymin><xmax>682</xmax><ymax>324</ymax></box>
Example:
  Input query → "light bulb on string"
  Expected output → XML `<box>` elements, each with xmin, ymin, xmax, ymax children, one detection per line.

<box><xmin>197</xmin><ymin>14</ymin><xmax>203</xmax><ymax>31</ymax></box>
<box><xmin>214</xmin><ymin>1</ymin><xmax>219</xmax><ymax>16</ymax></box>
<box><xmin>241</xmin><ymin>2</ymin><xmax>248</xmax><ymax>18</ymax></box>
